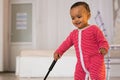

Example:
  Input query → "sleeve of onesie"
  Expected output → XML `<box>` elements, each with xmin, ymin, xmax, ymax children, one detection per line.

<box><xmin>95</xmin><ymin>25</ymin><xmax>109</xmax><ymax>52</ymax></box>
<box><xmin>54</xmin><ymin>31</ymin><xmax>74</xmax><ymax>56</ymax></box>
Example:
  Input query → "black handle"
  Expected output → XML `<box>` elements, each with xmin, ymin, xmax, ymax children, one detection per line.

<box><xmin>49</xmin><ymin>60</ymin><xmax>57</xmax><ymax>71</ymax></box>
<box><xmin>44</xmin><ymin>60</ymin><xmax>57</xmax><ymax>80</ymax></box>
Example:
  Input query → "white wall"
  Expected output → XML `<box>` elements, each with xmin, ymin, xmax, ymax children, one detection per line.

<box><xmin>36</xmin><ymin>0</ymin><xmax>113</xmax><ymax>49</ymax></box>
<box><xmin>0</xmin><ymin>0</ymin><xmax>4</xmax><ymax>71</ymax></box>
<box><xmin>36</xmin><ymin>0</ymin><xmax>59</xmax><ymax>49</ymax></box>
<box><xmin>98</xmin><ymin>0</ymin><xmax>114</xmax><ymax>43</ymax></box>
<box><xmin>0</xmin><ymin>0</ymin><xmax>9</xmax><ymax>71</ymax></box>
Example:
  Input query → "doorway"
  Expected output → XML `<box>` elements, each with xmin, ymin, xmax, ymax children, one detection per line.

<box><xmin>9</xmin><ymin>0</ymin><xmax>36</xmax><ymax>71</ymax></box>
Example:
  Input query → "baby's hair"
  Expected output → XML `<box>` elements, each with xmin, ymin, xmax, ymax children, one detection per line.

<box><xmin>70</xmin><ymin>2</ymin><xmax>90</xmax><ymax>13</ymax></box>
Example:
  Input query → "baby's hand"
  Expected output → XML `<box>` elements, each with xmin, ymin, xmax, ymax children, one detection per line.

<box><xmin>54</xmin><ymin>53</ymin><xmax>61</xmax><ymax>61</ymax></box>
<box><xmin>99</xmin><ymin>48</ymin><xmax>108</xmax><ymax>56</ymax></box>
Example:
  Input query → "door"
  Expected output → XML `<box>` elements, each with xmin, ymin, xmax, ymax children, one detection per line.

<box><xmin>10</xmin><ymin>2</ymin><xmax>35</xmax><ymax>71</ymax></box>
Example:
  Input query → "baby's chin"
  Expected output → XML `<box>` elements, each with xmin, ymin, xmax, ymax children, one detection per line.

<box><xmin>77</xmin><ymin>26</ymin><xmax>87</xmax><ymax>29</ymax></box>
<box><xmin>75</xmin><ymin>25</ymin><xmax>82</xmax><ymax>29</ymax></box>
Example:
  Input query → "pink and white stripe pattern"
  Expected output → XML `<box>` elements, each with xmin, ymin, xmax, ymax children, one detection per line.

<box><xmin>55</xmin><ymin>25</ymin><xmax>109</xmax><ymax>80</ymax></box>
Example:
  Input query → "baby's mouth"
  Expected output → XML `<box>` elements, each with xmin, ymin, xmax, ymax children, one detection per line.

<box><xmin>76</xmin><ymin>22</ymin><xmax>81</xmax><ymax>25</ymax></box>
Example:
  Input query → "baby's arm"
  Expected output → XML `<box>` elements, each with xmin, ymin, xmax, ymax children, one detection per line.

<box><xmin>94</xmin><ymin>25</ymin><xmax>109</xmax><ymax>55</ymax></box>
<box><xmin>53</xmin><ymin>30</ymin><xmax>75</xmax><ymax>61</ymax></box>
<box><xmin>53</xmin><ymin>37</ymin><xmax>73</xmax><ymax>61</ymax></box>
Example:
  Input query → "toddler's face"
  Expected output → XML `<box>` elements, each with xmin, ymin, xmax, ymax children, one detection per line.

<box><xmin>70</xmin><ymin>6</ymin><xmax>90</xmax><ymax>29</ymax></box>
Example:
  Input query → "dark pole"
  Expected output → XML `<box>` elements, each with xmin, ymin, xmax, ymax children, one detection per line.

<box><xmin>44</xmin><ymin>60</ymin><xmax>57</xmax><ymax>80</ymax></box>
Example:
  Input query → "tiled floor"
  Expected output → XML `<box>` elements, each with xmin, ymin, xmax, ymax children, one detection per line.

<box><xmin>0</xmin><ymin>73</ymin><xmax>120</xmax><ymax>80</ymax></box>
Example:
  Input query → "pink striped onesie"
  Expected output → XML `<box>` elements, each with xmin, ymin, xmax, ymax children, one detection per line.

<box><xmin>55</xmin><ymin>25</ymin><xmax>109</xmax><ymax>80</ymax></box>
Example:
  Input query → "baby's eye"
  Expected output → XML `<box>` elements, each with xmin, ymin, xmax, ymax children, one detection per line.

<box><xmin>71</xmin><ymin>17</ymin><xmax>75</xmax><ymax>20</ymax></box>
<box><xmin>77</xmin><ymin>16</ymin><xmax>81</xmax><ymax>18</ymax></box>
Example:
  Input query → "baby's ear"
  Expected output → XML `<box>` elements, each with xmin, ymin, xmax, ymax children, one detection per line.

<box><xmin>88</xmin><ymin>13</ymin><xmax>91</xmax><ymax>19</ymax></box>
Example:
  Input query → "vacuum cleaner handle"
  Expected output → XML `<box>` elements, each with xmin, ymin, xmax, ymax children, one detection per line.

<box><xmin>49</xmin><ymin>60</ymin><xmax>57</xmax><ymax>71</ymax></box>
<box><xmin>44</xmin><ymin>60</ymin><xmax>57</xmax><ymax>80</ymax></box>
